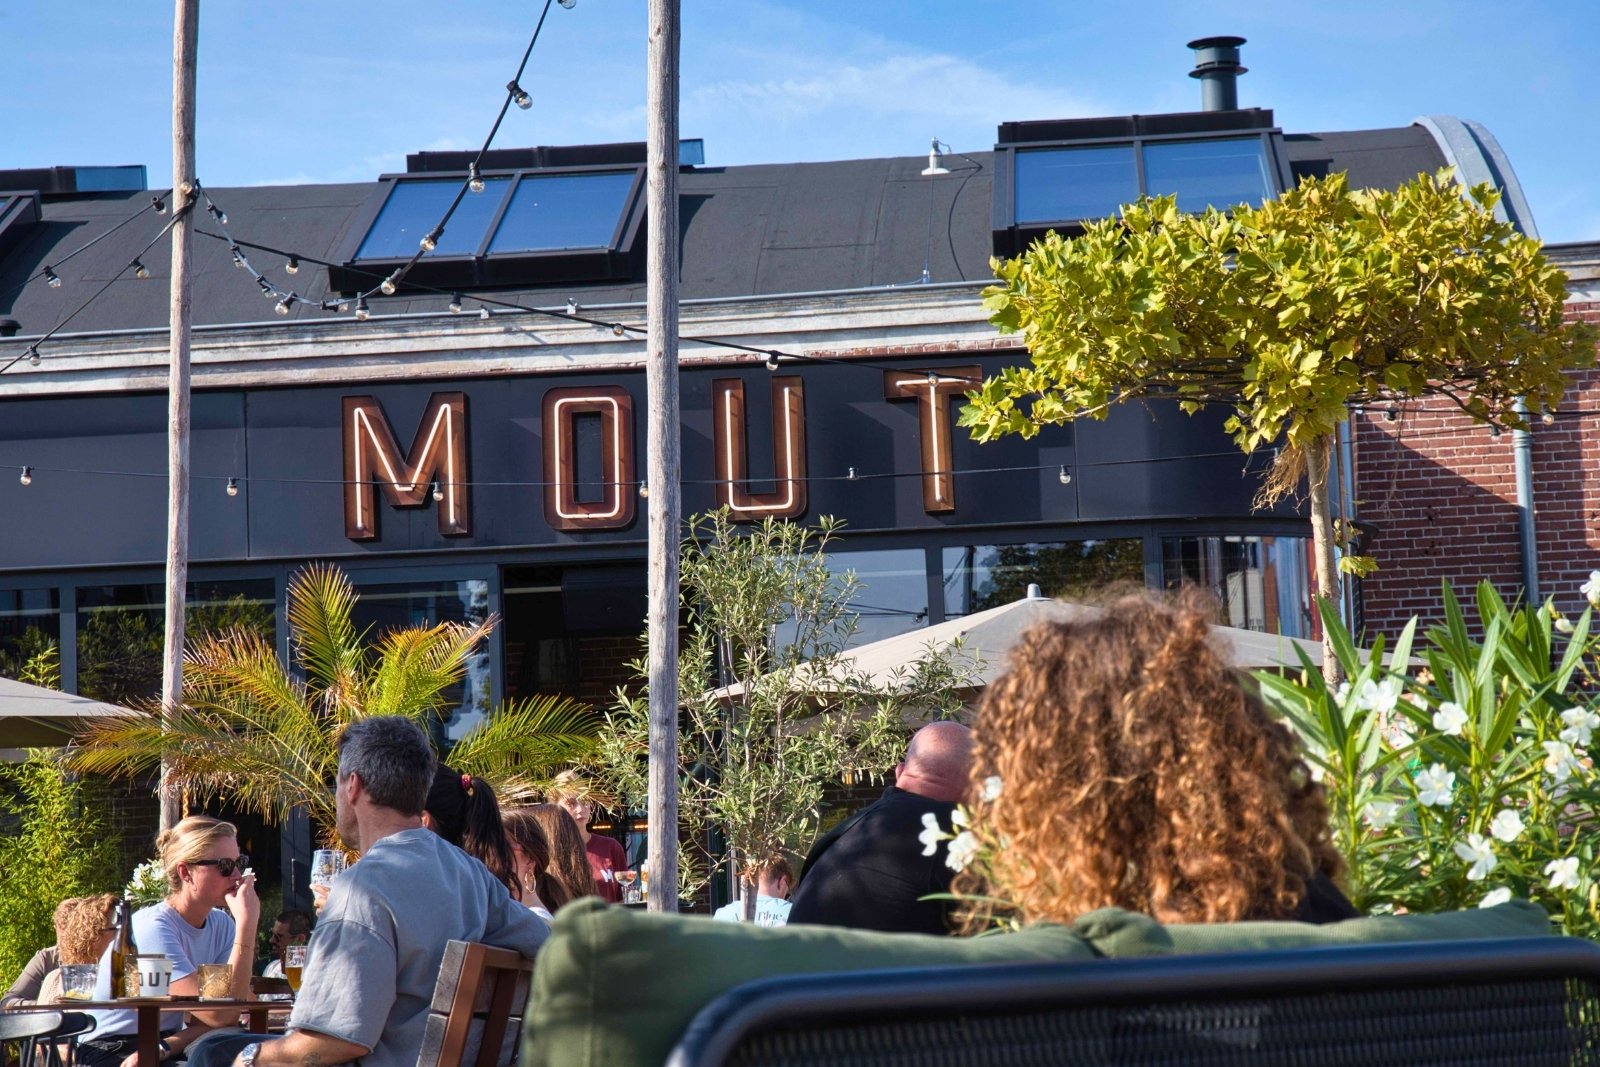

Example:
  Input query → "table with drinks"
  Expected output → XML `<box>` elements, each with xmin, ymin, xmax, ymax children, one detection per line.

<box><xmin>5</xmin><ymin>995</ymin><xmax>285</xmax><ymax>1067</ymax></box>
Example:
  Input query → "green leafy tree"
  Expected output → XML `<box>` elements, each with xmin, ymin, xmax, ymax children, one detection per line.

<box><xmin>77</xmin><ymin>594</ymin><xmax>277</xmax><ymax>706</ymax></box>
<box><xmin>594</xmin><ymin>510</ymin><xmax>978</xmax><ymax>915</ymax></box>
<box><xmin>71</xmin><ymin>563</ymin><xmax>600</xmax><ymax>845</ymax></box>
<box><xmin>1258</xmin><ymin>582</ymin><xmax>1600</xmax><ymax>937</ymax></box>
<box><xmin>963</xmin><ymin>170</ymin><xmax>1597</xmax><ymax>680</ymax></box>
<box><xmin>0</xmin><ymin>626</ymin><xmax>61</xmax><ymax>687</ymax></box>
<box><xmin>0</xmin><ymin>750</ymin><xmax>119</xmax><ymax>987</ymax></box>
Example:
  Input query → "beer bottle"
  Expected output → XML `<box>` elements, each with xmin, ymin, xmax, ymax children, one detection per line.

<box><xmin>109</xmin><ymin>898</ymin><xmax>137</xmax><ymax>998</ymax></box>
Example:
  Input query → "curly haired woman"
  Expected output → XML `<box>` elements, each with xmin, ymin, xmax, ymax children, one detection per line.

<box><xmin>955</xmin><ymin>590</ymin><xmax>1357</xmax><ymax>931</ymax></box>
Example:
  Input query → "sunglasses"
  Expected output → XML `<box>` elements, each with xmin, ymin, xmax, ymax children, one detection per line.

<box><xmin>190</xmin><ymin>855</ymin><xmax>250</xmax><ymax>878</ymax></box>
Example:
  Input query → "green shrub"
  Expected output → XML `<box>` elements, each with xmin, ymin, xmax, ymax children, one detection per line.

<box><xmin>1257</xmin><ymin>582</ymin><xmax>1600</xmax><ymax>936</ymax></box>
<box><xmin>0</xmin><ymin>751</ymin><xmax>119</xmax><ymax>986</ymax></box>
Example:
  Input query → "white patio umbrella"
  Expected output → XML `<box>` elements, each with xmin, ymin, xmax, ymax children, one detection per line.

<box><xmin>0</xmin><ymin>676</ymin><xmax>136</xmax><ymax>747</ymax></box>
<box><xmin>709</xmin><ymin>586</ymin><xmax>1327</xmax><ymax>703</ymax></box>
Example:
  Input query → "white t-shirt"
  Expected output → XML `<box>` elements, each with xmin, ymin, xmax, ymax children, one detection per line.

<box><xmin>287</xmin><ymin>827</ymin><xmax>549</xmax><ymax>1067</ymax></box>
<box><xmin>712</xmin><ymin>894</ymin><xmax>792</xmax><ymax>927</ymax></box>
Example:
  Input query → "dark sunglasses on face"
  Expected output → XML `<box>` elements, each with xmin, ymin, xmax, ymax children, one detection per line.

<box><xmin>190</xmin><ymin>855</ymin><xmax>250</xmax><ymax>877</ymax></box>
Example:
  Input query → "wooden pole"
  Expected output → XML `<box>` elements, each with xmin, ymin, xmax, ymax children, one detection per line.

<box><xmin>160</xmin><ymin>0</ymin><xmax>199</xmax><ymax>832</ymax></box>
<box><xmin>644</xmin><ymin>0</ymin><xmax>681</xmax><ymax>911</ymax></box>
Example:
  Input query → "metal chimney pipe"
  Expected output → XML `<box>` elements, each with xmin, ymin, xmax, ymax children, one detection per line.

<box><xmin>1187</xmin><ymin>36</ymin><xmax>1247</xmax><ymax>111</ymax></box>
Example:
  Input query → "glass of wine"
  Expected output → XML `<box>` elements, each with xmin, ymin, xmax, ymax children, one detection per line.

<box><xmin>309</xmin><ymin>849</ymin><xmax>346</xmax><ymax>890</ymax></box>
<box><xmin>283</xmin><ymin>944</ymin><xmax>308</xmax><ymax>993</ymax></box>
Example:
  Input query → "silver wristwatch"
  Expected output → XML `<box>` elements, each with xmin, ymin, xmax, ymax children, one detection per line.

<box><xmin>238</xmin><ymin>1042</ymin><xmax>262</xmax><ymax>1067</ymax></box>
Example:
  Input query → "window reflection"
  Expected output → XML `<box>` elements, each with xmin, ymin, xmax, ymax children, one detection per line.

<box><xmin>76</xmin><ymin>581</ymin><xmax>276</xmax><ymax>705</ymax></box>
<box><xmin>773</xmin><ymin>548</ymin><xmax>928</xmax><ymax>653</ymax></box>
<box><xmin>1015</xmin><ymin>145</ymin><xmax>1139</xmax><ymax>224</ymax></box>
<box><xmin>351</xmin><ymin>579</ymin><xmax>491</xmax><ymax>742</ymax></box>
<box><xmin>0</xmin><ymin>588</ymin><xmax>60</xmax><ymax>683</ymax></box>
<box><xmin>1143</xmin><ymin>138</ymin><xmax>1274</xmax><ymax>214</ymax></box>
<box><xmin>354</xmin><ymin>177</ymin><xmax>513</xmax><ymax>260</ymax></box>
<box><xmin>488</xmin><ymin>172</ymin><xmax>636</xmax><ymax>253</ymax></box>
<box><xmin>1161</xmin><ymin>535</ymin><xmax>1311</xmax><ymax>637</ymax></box>
<box><xmin>943</xmin><ymin>541</ymin><xmax>1145</xmax><ymax>617</ymax></box>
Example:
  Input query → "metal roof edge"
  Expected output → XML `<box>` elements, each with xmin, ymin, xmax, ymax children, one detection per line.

<box><xmin>1413</xmin><ymin>114</ymin><xmax>1538</xmax><ymax>238</ymax></box>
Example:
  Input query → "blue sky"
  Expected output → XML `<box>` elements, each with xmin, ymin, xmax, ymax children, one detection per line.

<box><xmin>5</xmin><ymin>1</ymin><xmax>1596</xmax><ymax>242</ymax></box>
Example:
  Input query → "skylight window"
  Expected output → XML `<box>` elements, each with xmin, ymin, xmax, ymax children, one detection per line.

<box><xmin>1142</xmin><ymin>138</ymin><xmax>1274</xmax><ymax>214</ymax></box>
<box><xmin>1015</xmin><ymin>146</ymin><xmax>1138</xmax><ymax>225</ymax></box>
<box><xmin>1014</xmin><ymin>135</ymin><xmax>1276</xmax><ymax>225</ymax></box>
<box><xmin>333</xmin><ymin>164</ymin><xmax>645</xmax><ymax>292</ymax></box>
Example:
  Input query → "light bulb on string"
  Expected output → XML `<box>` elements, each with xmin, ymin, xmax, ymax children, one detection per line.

<box><xmin>27</xmin><ymin>346</ymin><xmax>40</xmax><ymax>367</ymax></box>
<box><xmin>764</xmin><ymin>352</ymin><xmax>780</xmax><ymax>372</ymax></box>
<box><xmin>225</xmin><ymin>478</ymin><xmax>239</xmax><ymax>497</ymax></box>
<box><xmin>151</xmin><ymin>195</ymin><xmax>167</xmax><ymax>215</ymax></box>
<box><xmin>431</xmin><ymin>481</ymin><xmax>444</xmax><ymax>502</ymax></box>
<box><xmin>468</xmin><ymin>163</ymin><xmax>485</xmax><ymax>194</ymax></box>
<box><xmin>275</xmin><ymin>294</ymin><xmax>297</xmax><ymax>316</ymax></box>
<box><xmin>1544</xmin><ymin>412</ymin><xmax>1556</xmax><ymax>425</ymax></box>
<box><xmin>44</xmin><ymin>266</ymin><xmax>61</xmax><ymax>288</ymax></box>
<box><xmin>637</xmin><ymin>482</ymin><xmax>649</xmax><ymax>498</ymax></box>
<box><xmin>1057</xmin><ymin>465</ymin><xmax>1072</xmax><ymax>485</ymax></box>
<box><xmin>257</xmin><ymin>277</ymin><xmax>274</xmax><ymax>298</ymax></box>
<box><xmin>207</xmin><ymin>203</ymin><xmax>227</xmax><ymax>225</ymax></box>
<box><xmin>846</xmin><ymin>467</ymin><xmax>858</xmax><ymax>481</ymax></box>
<box><xmin>132</xmin><ymin>259</ymin><xmax>150</xmax><ymax>280</ymax></box>
<box><xmin>380</xmin><ymin>271</ymin><xmax>400</xmax><ymax>296</ymax></box>
<box><xmin>18</xmin><ymin>466</ymin><xmax>32</xmax><ymax>486</ymax></box>
<box><xmin>449</xmin><ymin>294</ymin><xmax>463</xmax><ymax>314</ymax></box>
<box><xmin>231</xmin><ymin>246</ymin><xmax>245</xmax><ymax>269</ymax></box>
<box><xmin>285</xmin><ymin>256</ymin><xmax>300</xmax><ymax>275</ymax></box>
<box><xmin>612</xmin><ymin>323</ymin><xmax>625</xmax><ymax>337</ymax></box>
<box><xmin>507</xmin><ymin>81</ymin><xmax>532</xmax><ymax>109</ymax></box>
<box><xmin>479</xmin><ymin>306</ymin><xmax>491</xmax><ymax>321</ymax></box>
<box><xmin>354</xmin><ymin>297</ymin><xmax>371</xmax><ymax>321</ymax></box>
<box><xmin>565</xmin><ymin>298</ymin><xmax>579</xmax><ymax>316</ymax></box>
<box><xmin>558</xmin><ymin>0</ymin><xmax>576</xmax><ymax>7</ymax></box>
<box><xmin>420</xmin><ymin>227</ymin><xmax>443</xmax><ymax>253</ymax></box>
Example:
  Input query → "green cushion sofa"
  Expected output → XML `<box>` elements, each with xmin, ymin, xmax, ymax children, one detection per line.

<box><xmin>523</xmin><ymin>897</ymin><xmax>1556</xmax><ymax>1067</ymax></box>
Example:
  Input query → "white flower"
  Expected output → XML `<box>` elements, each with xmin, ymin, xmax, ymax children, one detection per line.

<box><xmin>1559</xmin><ymin>707</ymin><xmax>1600</xmax><ymax>747</ymax></box>
<box><xmin>1414</xmin><ymin>763</ymin><xmax>1455</xmax><ymax>807</ymax></box>
<box><xmin>1546</xmin><ymin>856</ymin><xmax>1582</xmax><ymax>892</ymax></box>
<box><xmin>1356</xmin><ymin>678</ymin><xmax>1403</xmax><ymax>714</ymax></box>
<box><xmin>1453</xmin><ymin>833</ymin><xmax>1498</xmax><ymax>881</ymax></box>
<box><xmin>917</xmin><ymin>812</ymin><xmax>945</xmax><ymax>858</ymax></box>
<box><xmin>1583</xmin><ymin>570</ymin><xmax>1600</xmax><ymax>607</ymax></box>
<box><xmin>1433</xmin><ymin>701</ymin><xmax>1469</xmax><ymax>736</ymax></box>
<box><xmin>1556</xmin><ymin>616</ymin><xmax>1576</xmax><ymax>635</ymax></box>
<box><xmin>951</xmin><ymin>806</ymin><xmax>970</xmax><ymax>829</ymax></box>
<box><xmin>1543</xmin><ymin>740</ymin><xmax>1585</xmax><ymax>784</ymax></box>
<box><xmin>1489</xmin><ymin>808</ymin><xmax>1524</xmax><ymax>843</ymax></box>
<box><xmin>1367</xmin><ymin>902</ymin><xmax>1396</xmax><ymax>915</ymax></box>
<box><xmin>1363</xmin><ymin>800</ymin><xmax>1400</xmax><ymax>830</ymax></box>
<box><xmin>981</xmin><ymin>776</ymin><xmax>1003</xmax><ymax>803</ymax></box>
<box><xmin>1333</xmin><ymin>681</ymin><xmax>1352</xmax><ymax>705</ymax></box>
<box><xmin>1478</xmin><ymin>887</ymin><xmax>1513</xmax><ymax>909</ymax></box>
<box><xmin>945</xmin><ymin>831</ymin><xmax>979</xmax><ymax>872</ymax></box>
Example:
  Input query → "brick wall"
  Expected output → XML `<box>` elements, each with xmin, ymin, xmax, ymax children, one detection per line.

<box><xmin>1357</xmin><ymin>300</ymin><xmax>1600</xmax><ymax>636</ymax></box>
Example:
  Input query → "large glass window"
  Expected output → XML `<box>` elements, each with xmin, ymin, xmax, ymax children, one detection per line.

<box><xmin>76</xmin><ymin>580</ymin><xmax>276</xmax><ymax>706</ymax></box>
<box><xmin>771</xmin><ymin>548</ymin><xmax>929</xmax><ymax>654</ymax></box>
<box><xmin>943</xmin><ymin>540</ymin><xmax>1145</xmax><ymax>618</ymax></box>
<box><xmin>351</xmin><ymin>578</ymin><xmax>491</xmax><ymax>743</ymax></box>
<box><xmin>1014</xmin><ymin>135</ymin><xmax>1276</xmax><ymax>224</ymax></box>
<box><xmin>0</xmin><ymin>588</ymin><xmax>61</xmax><ymax>682</ymax></box>
<box><xmin>1162</xmin><ymin>535</ymin><xmax>1311</xmax><ymax>637</ymax></box>
<box><xmin>487</xmin><ymin>172</ymin><xmax>637</xmax><ymax>253</ymax></box>
<box><xmin>1143</xmin><ymin>138</ymin><xmax>1274</xmax><ymax>214</ymax></box>
<box><xmin>354</xmin><ymin>177</ymin><xmax>513</xmax><ymax>260</ymax></box>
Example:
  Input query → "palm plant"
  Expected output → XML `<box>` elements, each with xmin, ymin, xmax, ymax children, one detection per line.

<box><xmin>70</xmin><ymin>563</ymin><xmax>599</xmax><ymax>845</ymax></box>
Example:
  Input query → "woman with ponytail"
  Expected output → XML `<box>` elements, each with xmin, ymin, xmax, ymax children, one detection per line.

<box><xmin>421</xmin><ymin>764</ymin><xmax>521</xmax><ymax>900</ymax></box>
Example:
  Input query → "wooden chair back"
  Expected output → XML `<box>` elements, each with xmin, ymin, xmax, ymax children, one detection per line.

<box><xmin>415</xmin><ymin>941</ymin><xmax>535</xmax><ymax>1067</ymax></box>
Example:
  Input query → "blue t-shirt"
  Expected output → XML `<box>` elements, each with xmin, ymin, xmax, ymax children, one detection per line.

<box><xmin>712</xmin><ymin>894</ymin><xmax>792</xmax><ymax>927</ymax></box>
<box><xmin>87</xmin><ymin>901</ymin><xmax>236</xmax><ymax>1036</ymax></box>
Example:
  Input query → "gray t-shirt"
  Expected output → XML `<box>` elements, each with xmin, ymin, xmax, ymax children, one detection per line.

<box><xmin>288</xmin><ymin>827</ymin><xmax>549</xmax><ymax>1067</ymax></box>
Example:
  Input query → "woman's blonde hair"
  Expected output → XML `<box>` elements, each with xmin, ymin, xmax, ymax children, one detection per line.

<box><xmin>520</xmin><ymin>804</ymin><xmax>598</xmax><ymax>907</ymax></box>
<box><xmin>156</xmin><ymin>815</ymin><xmax>238</xmax><ymax>892</ymax></box>
<box><xmin>954</xmin><ymin>590</ymin><xmax>1342</xmax><ymax>931</ymax></box>
<box><xmin>54</xmin><ymin>893</ymin><xmax>118</xmax><ymax>964</ymax></box>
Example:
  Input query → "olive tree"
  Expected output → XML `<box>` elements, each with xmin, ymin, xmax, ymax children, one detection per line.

<box><xmin>962</xmin><ymin>170</ymin><xmax>1596</xmax><ymax>679</ymax></box>
<box><xmin>595</xmin><ymin>509</ymin><xmax>976</xmax><ymax>917</ymax></box>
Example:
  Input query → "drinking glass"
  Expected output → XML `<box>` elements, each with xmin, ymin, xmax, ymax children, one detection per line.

<box><xmin>59</xmin><ymin>964</ymin><xmax>98</xmax><ymax>1000</ymax></box>
<box><xmin>309</xmin><ymin>849</ymin><xmax>346</xmax><ymax>890</ymax></box>
<box><xmin>197</xmin><ymin>963</ymin><xmax>232</xmax><ymax>1000</ymax></box>
<box><xmin>283</xmin><ymin>945</ymin><xmax>307</xmax><ymax>993</ymax></box>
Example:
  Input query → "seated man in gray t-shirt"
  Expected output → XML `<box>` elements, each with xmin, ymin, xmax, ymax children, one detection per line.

<box><xmin>187</xmin><ymin>717</ymin><xmax>549</xmax><ymax>1067</ymax></box>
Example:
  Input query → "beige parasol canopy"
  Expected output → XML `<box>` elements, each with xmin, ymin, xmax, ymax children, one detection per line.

<box><xmin>708</xmin><ymin>586</ymin><xmax>1326</xmax><ymax>703</ymax></box>
<box><xmin>0</xmin><ymin>676</ymin><xmax>136</xmax><ymax>748</ymax></box>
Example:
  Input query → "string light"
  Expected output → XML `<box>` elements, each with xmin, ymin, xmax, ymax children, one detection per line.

<box><xmin>468</xmin><ymin>163</ymin><xmax>485</xmax><ymax>194</ymax></box>
<box><xmin>225</xmin><ymin>477</ymin><xmax>239</xmax><ymax>497</ymax></box>
<box><xmin>638</xmin><ymin>482</ymin><xmax>649</xmax><ymax>498</ymax></box>
<box><xmin>565</xmin><ymin>298</ymin><xmax>579</xmax><ymax>316</ymax></box>
<box><xmin>231</xmin><ymin>246</ymin><xmax>247</xmax><ymax>268</ymax></box>
<box><xmin>27</xmin><ymin>346</ymin><xmax>40</xmax><ymax>367</ymax></box>
<box><xmin>132</xmin><ymin>259</ymin><xmax>150</xmax><ymax>280</ymax></box>
<box><xmin>1385</xmin><ymin>406</ymin><xmax>1398</xmax><ymax>422</ymax></box>
<box><xmin>479</xmin><ymin>306</ymin><xmax>491</xmax><ymax>320</ymax></box>
<box><xmin>420</xmin><ymin>226</ymin><xmax>444</xmax><ymax>253</ymax></box>
<box><xmin>379</xmin><ymin>271</ymin><xmax>401</xmax><ymax>296</ymax></box>
<box><xmin>354</xmin><ymin>297</ymin><xmax>371</xmax><ymax>321</ymax></box>
<box><xmin>285</xmin><ymin>256</ymin><xmax>300</xmax><ymax>275</ymax></box>
<box><xmin>846</xmin><ymin>467</ymin><xmax>858</xmax><ymax>481</ymax></box>
<box><xmin>507</xmin><ymin>81</ymin><xmax>532</xmax><ymax>109</ymax></box>
<box><xmin>449</xmin><ymin>294</ymin><xmax>464</xmax><ymax>314</ymax></box>
<box><xmin>44</xmin><ymin>266</ymin><xmax>61</xmax><ymax>288</ymax></box>
<box><xmin>151</xmin><ymin>195</ymin><xmax>167</xmax><ymax>215</ymax></box>
<box><xmin>275</xmin><ymin>293</ymin><xmax>297</xmax><ymax>315</ymax></box>
<box><xmin>764</xmin><ymin>352</ymin><xmax>780</xmax><ymax>372</ymax></box>
<box><xmin>18</xmin><ymin>466</ymin><xmax>31</xmax><ymax>486</ymax></box>
<box><xmin>431</xmin><ymin>481</ymin><xmax>444</xmax><ymax>502</ymax></box>
<box><xmin>1058</xmin><ymin>465</ymin><xmax>1072</xmax><ymax>485</ymax></box>
<box><xmin>612</xmin><ymin>323</ymin><xmax>625</xmax><ymax>337</ymax></box>
<box><xmin>207</xmin><ymin>203</ymin><xmax>227</xmax><ymax>225</ymax></box>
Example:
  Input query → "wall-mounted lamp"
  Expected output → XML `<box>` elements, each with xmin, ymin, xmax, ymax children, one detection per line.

<box><xmin>921</xmin><ymin>137</ymin><xmax>950</xmax><ymax>177</ymax></box>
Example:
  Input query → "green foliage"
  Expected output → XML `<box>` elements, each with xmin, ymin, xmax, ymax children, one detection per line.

<box><xmin>965</xmin><ymin>540</ymin><xmax>1145</xmax><ymax>612</ymax></box>
<box><xmin>0</xmin><ymin>627</ymin><xmax>61</xmax><ymax>688</ymax></box>
<box><xmin>77</xmin><ymin>594</ymin><xmax>278</xmax><ymax>706</ymax></box>
<box><xmin>965</xmin><ymin>170</ymin><xmax>1594</xmax><ymax>453</ymax></box>
<box><xmin>1256</xmin><ymin>582</ymin><xmax>1600</xmax><ymax>936</ymax></box>
<box><xmin>594</xmin><ymin>510</ymin><xmax>978</xmax><ymax>899</ymax></box>
<box><xmin>0</xmin><ymin>751</ymin><xmax>118</xmax><ymax>987</ymax></box>
<box><xmin>70</xmin><ymin>563</ymin><xmax>600</xmax><ymax>846</ymax></box>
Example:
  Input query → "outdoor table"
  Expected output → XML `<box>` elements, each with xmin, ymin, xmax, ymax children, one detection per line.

<box><xmin>3</xmin><ymin>996</ymin><xmax>284</xmax><ymax>1067</ymax></box>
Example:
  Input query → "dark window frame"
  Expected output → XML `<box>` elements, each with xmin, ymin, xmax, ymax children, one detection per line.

<box><xmin>0</xmin><ymin>191</ymin><xmax>42</xmax><ymax>260</ymax></box>
<box><xmin>992</xmin><ymin>127</ymin><xmax>1292</xmax><ymax>257</ymax></box>
<box><xmin>327</xmin><ymin>164</ymin><xmax>647</xmax><ymax>294</ymax></box>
